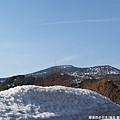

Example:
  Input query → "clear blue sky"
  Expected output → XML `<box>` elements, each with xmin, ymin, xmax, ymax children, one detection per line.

<box><xmin>0</xmin><ymin>0</ymin><xmax>120</xmax><ymax>77</ymax></box>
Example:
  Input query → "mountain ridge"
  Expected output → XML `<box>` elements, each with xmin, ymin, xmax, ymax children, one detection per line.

<box><xmin>1</xmin><ymin>65</ymin><xmax>120</xmax><ymax>83</ymax></box>
<box><xmin>27</xmin><ymin>65</ymin><xmax>120</xmax><ymax>77</ymax></box>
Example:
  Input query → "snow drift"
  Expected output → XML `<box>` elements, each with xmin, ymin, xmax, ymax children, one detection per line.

<box><xmin>0</xmin><ymin>85</ymin><xmax>120</xmax><ymax>120</ymax></box>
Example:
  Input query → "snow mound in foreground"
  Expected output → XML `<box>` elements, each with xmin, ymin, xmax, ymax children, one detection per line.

<box><xmin>0</xmin><ymin>85</ymin><xmax>120</xmax><ymax>120</ymax></box>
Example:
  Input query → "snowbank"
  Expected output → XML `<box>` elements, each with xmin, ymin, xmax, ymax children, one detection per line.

<box><xmin>0</xmin><ymin>85</ymin><xmax>120</xmax><ymax>120</ymax></box>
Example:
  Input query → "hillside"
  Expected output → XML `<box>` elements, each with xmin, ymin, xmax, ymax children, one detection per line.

<box><xmin>0</xmin><ymin>72</ymin><xmax>120</xmax><ymax>105</ymax></box>
<box><xmin>0</xmin><ymin>85</ymin><xmax>120</xmax><ymax>120</ymax></box>
<box><xmin>81</xmin><ymin>77</ymin><xmax>120</xmax><ymax>105</ymax></box>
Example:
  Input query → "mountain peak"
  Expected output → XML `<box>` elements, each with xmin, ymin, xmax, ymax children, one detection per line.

<box><xmin>54</xmin><ymin>65</ymin><xmax>74</xmax><ymax>68</ymax></box>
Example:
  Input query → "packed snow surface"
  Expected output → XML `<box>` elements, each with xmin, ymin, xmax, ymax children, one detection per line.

<box><xmin>0</xmin><ymin>85</ymin><xmax>120</xmax><ymax>120</ymax></box>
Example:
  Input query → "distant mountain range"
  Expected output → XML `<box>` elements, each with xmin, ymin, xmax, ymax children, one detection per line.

<box><xmin>27</xmin><ymin>65</ymin><xmax>120</xmax><ymax>77</ymax></box>
<box><xmin>0</xmin><ymin>65</ymin><xmax>120</xmax><ymax>83</ymax></box>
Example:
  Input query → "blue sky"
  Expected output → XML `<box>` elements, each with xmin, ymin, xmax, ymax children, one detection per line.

<box><xmin>0</xmin><ymin>0</ymin><xmax>120</xmax><ymax>77</ymax></box>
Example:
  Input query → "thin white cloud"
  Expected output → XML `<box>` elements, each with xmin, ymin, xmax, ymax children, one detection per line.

<box><xmin>57</xmin><ymin>54</ymin><xmax>79</xmax><ymax>64</ymax></box>
<box><xmin>38</xmin><ymin>17</ymin><xmax>120</xmax><ymax>25</ymax></box>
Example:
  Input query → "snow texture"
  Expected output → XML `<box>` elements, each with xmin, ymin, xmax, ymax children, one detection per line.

<box><xmin>0</xmin><ymin>85</ymin><xmax>120</xmax><ymax>120</ymax></box>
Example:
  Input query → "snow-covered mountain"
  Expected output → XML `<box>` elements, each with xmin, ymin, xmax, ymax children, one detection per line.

<box><xmin>28</xmin><ymin>65</ymin><xmax>120</xmax><ymax>77</ymax></box>
<box><xmin>0</xmin><ymin>85</ymin><xmax>120</xmax><ymax>120</ymax></box>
